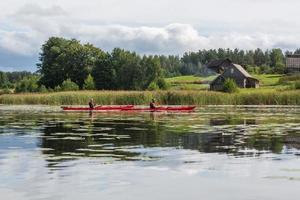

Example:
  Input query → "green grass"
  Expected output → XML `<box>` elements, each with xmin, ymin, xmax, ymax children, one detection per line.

<box><xmin>0</xmin><ymin>90</ymin><xmax>299</xmax><ymax>105</ymax></box>
<box><xmin>169</xmin><ymin>84</ymin><xmax>210</xmax><ymax>90</ymax></box>
<box><xmin>278</xmin><ymin>74</ymin><xmax>300</xmax><ymax>84</ymax></box>
<box><xmin>252</xmin><ymin>74</ymin><xmax>283</xmax><ymax>86</ymax></box>
<box><xmin>165</xmin><ymin>75</ymin><xmax>217</xmax><ymax>83</ymax></box>
<box><xmin>165</xmin><ymin>75</ymin><xmax>216</xmax><ymax>91</ymax></box>
<box><xmin>165</xmin><ymin>75</ymin><xmax>200</xmax><ymax>83</ymax></box>
<box><xmin>166</xmin><ymin>74</ymin><xmax>286</xmax><ymax>91</ymax></box>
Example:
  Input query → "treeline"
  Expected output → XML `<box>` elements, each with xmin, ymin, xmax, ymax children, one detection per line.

<box><xmin>182</xmin><ymin>48</ymin><xmax>300</xmax><ymax>74</ymax></box>
<box><xmin>1</xmin><ymin>36</ymin><xmax>300</xmax><ymax>93</ymax></box>
<box><xmin>0</xmin><ymin>71</ymin><xmax>37</xmax><ymax>93</ymax></box>
<box><xmin>38</xmin><ymin>37</ymin><xmax>168</xmax><ymax>91</ymax></box>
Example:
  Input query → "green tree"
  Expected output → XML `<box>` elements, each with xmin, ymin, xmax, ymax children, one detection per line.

<box><xmin>38</xmin><ymin>37</ymin><xmax>105</xmax><ymax>89</ymax></box>
<box><xmin>110</xmin><ymin>48</ymin><xmax>143</xmax><ymax>90</ymax></box>
<box><xmin>222</xmin><ymin>79</ymin><xmax>239</xmax><ymax>93</ymax></box>
<box><xmin>15</xmin><ymin>76</ymin><xmax>39</xmax><ymax>93</ymax></box>
<box><xmin>5</xmin><ymin>71</ymin><xmax>32</xmax><ymax>85</ymax></box>
<box><xmin>141</xmin><ymin>56</ymin><xmax>163</xmax><ymax>89</ymax></box>
<box><xmin>253</xmin><ymin>48</ymin><xmax>266</xmax><ymax>66</ymax></box>
<box><xmin>38</xmin><ymin>85</ymin><xmax>48</xmax><ymax>93</ymax></box>
<box><xmin>0</xmin><ymin>71</ymin><xmax>9</xmax><ymax>88</ymax></box>
<box><xmin>61</xmin><ymin>79</ymin><xmax>79</xmax><ymax>91</ymax></box>
<box><xmin>147</xmin><ymin>81</ymin><xmax>159</xmax><ymax>91</ymax></box>
<box><xmin>270</xmin><ymin>49</ymin><xmax>285</xmax><ymax>73</ymax></box>
<box><xmin>156</xmin><ymin>78</ymin><xmax>169</xmax><ymax>90</ymax></box>
<box><xmin>83</xmin><ymin>74</ymin><xmax>95</xmax><ymax>90</ymax></box>
<box><xmin>92</xmin><ymin>53</ymin><xmax>116</xmax><ymax>90</ymax></box>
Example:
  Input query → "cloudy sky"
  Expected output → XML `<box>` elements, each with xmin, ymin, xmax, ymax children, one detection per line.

<box><xmin>1</xmin><ymin>0</ymin><xmax>300</xmax><ymax>71</ymax></box>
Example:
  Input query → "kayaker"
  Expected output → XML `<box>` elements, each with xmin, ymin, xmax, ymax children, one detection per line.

<box><xmin>150</xmin><ymin>98</ymin><xmax>156</xmax><ymax>109</ymax></box>
<box><xmin>88</xmin><ymin>98</ymin><xmax>96</xmax><ymax>109</ymax></box>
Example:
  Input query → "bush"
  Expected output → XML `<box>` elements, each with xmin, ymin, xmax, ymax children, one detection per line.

<box><xmin>54</xmin><ymin>85</ymin><xmax>61</xmax><ymax>92</ymax></box>
<box><xmin>260</xmin><ymin>65</ymin><xmax>272</xmax><ymax>74</ymax></box>
<box><xmin>278</xmin><ymin>74</ymin><xmax>300</xmax><ymax>84</ymax></box>
<box><xmin>294</xmin><ymin>81</ymin><xmax>300</xmax><ymax>90</ymax></box>
<box><xmin>147</xmin><ymin>81</ymin><xmax>159</xmax><ymax>91</ymax></box>
<box><xmin>222</xmin><ymin>79</ymin><xmax>239</xmax><ymax>93</ymax></box>
<box><xmin>15</xmin><ymin>76</ymin><xmax>39</xmax><ymax>93</ymax></box>
<box><xmin>61</xmin><ymin>79</ymin><xmax>79</xmax><ymax>91</ymax></box>
<box><xmin>0</xmin><ymin>87</ymin><xmax>12</xmax><ymax>95</ymax></box>
<box><xmin>83</xmin><ymin>74</ymin><xmax>95</xmax><ymax>90</ymax></box>
<box><xmin>157</xmin><ymin>78</ymin><xmax>170</xmax><ymax>90</ymax></box>
<box><xmin>274</xmin><ymin>63</ymin><xmax>285</xmax><ymax>74</ymax></box>
<box><xmin>246</xmin><ymin>65</ymin><xmax>261</xmax><ymax>74</ymax></box>
<box><xmin>38</xmin><ymin>85</ymin><xmax>48</xmax><ymax>93</ymax></box>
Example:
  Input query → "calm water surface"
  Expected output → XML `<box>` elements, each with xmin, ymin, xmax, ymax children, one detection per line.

<box><xmin>0</xmin><ymin>105</ymin><xmax>300</xmax><ymax>200</ymax></box>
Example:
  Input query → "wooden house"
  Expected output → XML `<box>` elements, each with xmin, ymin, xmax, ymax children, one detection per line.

<box><xmin>207</xmin><ymin>59</ymin><xmax>260</xmax><ymax>91</ymax></box>
<box><xmin>286</xmin><ymin>54</ymin><xmax>300</xmax><ymax>73</ymax></box>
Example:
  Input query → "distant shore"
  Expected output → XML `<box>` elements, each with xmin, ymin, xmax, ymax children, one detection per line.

<box><xmin>0</xmin><ymin>90</ymin><xmax>299</xmax><ymax>105</ymax></box>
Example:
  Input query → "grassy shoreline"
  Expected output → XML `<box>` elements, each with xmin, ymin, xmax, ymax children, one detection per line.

<box><xmin>0</xmin><ymin>90</ymin><xmax>299</xmax><ymax>105</ymax></box>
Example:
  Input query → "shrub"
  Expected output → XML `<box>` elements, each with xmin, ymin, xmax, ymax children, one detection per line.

<box><xmin>260</xmin><ymin>65</ymin><xmax>272</xmax><ymax>74</ymax></box>
<box><xmin>61</xmin><ymin>79</ymin><xmax>79</xmax><ymax>91</ymax></box>
<box><xmin>147</xmin><ymin>81</ymin><xmax>159</xmax><ymax>91</ymax></box>
<box><xmin>222</xmin><ymin>79</ymin><xmax>239</xmax><ymax>93</ymax></box>
<box><xmin>274</xmin><ymin>63</ymin><xmax>285</xmax><ymax>74</ymax></box>
<box><xmin>54</xmin><ymin>85</ymin><xmax>61</xmax><ymax>92</ymax></box>
<box><xmin>15</xmin><ymin>76</ymin><xmax>39</xmax><ymax>93</ymax></box>
<box><xmin>157</xmin><ymin>78</ymin><xmax>170</xmax><ymax>90</ymax></box>
<box><xmin>83</xmin><ymin>74</ymin><xmax>95</xmax><ymax>90</ymax></box>
<box><xmin>38</xmin><ymin>85</ymin><xmax>48</xmax><ymax>93</ymax></box>
<box><xmin>294</xmin><ymin>81</ymin><xmax>300</xmax><ymax>90</ymax></box>
<box><xmin>0</xmin><ymin>87</ymin><xmax>12</xmax><ymax>95</ymax></box>
<box><xmin>246</xmin><ymin>65</ymin><xmax>261</xmax><ymax>74</ymax></box>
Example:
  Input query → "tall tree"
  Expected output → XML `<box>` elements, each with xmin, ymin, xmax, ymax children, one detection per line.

<box><xmin>0</xmin><ymin>71</ymin><xmax>9</xmax><ymax>88</ymax></box>
<box><xmin>38</xmin><ymin>37</ymin><xmax>104</xmax><ymax>88</ymax></box>
<box><xmin>253</xmin><ymin>48</ymin><xmax>266</xmax><ymax>66</ymax></box>
<box><xmin>92</xmin><ymin>53</ymin><xmax>116</xmax><ymax>90</ymax></box>
<box><xmin>270</xmin><ymin>49</ymin><xmax>284</xmax><ymax>67</ymax></box>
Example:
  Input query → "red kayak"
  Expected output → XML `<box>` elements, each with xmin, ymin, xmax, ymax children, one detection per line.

<box><xmin>121</xmin><ymin>106</ymin><xmax>196</xmax><ymax>112</ymax></box>
<box><xmin>62</xmin><ymin>105</ymin><xmax>134</xmax><ymax>111</ymax></box>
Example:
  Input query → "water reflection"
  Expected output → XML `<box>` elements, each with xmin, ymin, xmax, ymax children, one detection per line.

<box><xmin>1</xmin><ymin>106</ymin><xmax>300</xmax><ymax>200</ymax></box>
<box><xmin>0</xmin><ymin>106</ymin><xmax>300</xmax><ymax>167</ymax></box>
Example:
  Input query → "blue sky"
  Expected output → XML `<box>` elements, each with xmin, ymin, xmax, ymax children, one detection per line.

<box><xmin>1</xmin><ymin>0</ymin><xmax>300</xmax><ymax>71</ymax></box>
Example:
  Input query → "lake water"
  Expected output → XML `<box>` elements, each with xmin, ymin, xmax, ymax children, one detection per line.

<box><xmin>0</xmin><ymin>105</ymin><xmax>300</xmax><ymax>200</ymax></box>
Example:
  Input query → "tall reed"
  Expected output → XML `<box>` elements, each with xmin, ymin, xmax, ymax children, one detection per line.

<box><xmin>0</xmin><ymin>90</ymin><xmax>299</xmax><ymax>105</ymax></box>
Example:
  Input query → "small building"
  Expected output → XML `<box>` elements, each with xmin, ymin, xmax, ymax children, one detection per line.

<box><xmin>206</xmin><ymin>59</ymin><xmax>259</xmax><ymax>91</ymax></box>
<box><xmin>286</xmin><ymin>54</ymin><xmax>300</xmax><ymax>73</ymax></box>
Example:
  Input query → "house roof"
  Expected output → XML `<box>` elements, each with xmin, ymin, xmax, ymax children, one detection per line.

<box><xmin>206</xmin><ymin>59</ymin><xmax>231</xmax><ymax>72</ymax></box>
<box><xmin>232</xmin><ymin>64</ymin><xmax>259</xmax><ymax>81</ymax></box>
<box><xmin>232</xmin><ymin>64</ymin><xmax>252</xmax><ymax>77</ymax></box>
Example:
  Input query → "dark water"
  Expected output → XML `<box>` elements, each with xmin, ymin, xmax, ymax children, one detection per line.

<box><xmin>0</xmin><ymin>105</ymin><xmax>300</xmax><ymax>200</ymax></box>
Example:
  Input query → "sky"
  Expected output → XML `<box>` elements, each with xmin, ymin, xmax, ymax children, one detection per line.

<box><xmin>1</xmin><ymin>0</ymin><xmax>300</xmax><ymax>71</ymax></box>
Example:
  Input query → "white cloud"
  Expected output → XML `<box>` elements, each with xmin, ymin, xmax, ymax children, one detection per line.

<box><xmin>1</xmin><ymin>1</ymin><xmax>300</xmax><ymax>70</ymax></box>
<box><xmin>0</xmin><ymin>30</ymin><xmax>39</xmax><ymax>55</ymax></box>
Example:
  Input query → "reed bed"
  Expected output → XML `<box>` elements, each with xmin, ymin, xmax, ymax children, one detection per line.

<box><xmin>0</xmin><ymin>90</ymin><xmax>299</xmax><ymax>105</ymax></box>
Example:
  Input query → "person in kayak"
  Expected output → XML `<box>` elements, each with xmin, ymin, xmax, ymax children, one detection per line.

<box><xmin>150</xmin><ymin>98</ymin><xmax>156</xmax><ymax>109</ymax></box>
<box><xmin>89</xmin><ymin>98</ymin><xmax>96</xmax><ymax>109</ymax></box>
